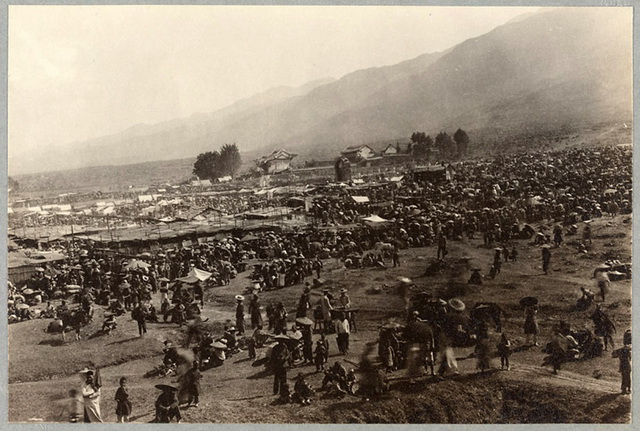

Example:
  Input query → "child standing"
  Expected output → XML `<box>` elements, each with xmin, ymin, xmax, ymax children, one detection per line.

<box><xmin>115</xmin><ymin>377</ymin><xmax>132</xmax><ymax>423</ymax></box>
<box><xmin>497</xmin><ymin>333</ymin><xmax>512</xmax><ymax>371</ymax></box>
<box><xmin>314</xmin><ymin>340</ymin><xmax>327</xmax><ymax>372</ymax></box>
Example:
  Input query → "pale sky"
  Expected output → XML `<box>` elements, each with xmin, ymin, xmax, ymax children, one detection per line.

<box><xmin>8</xmin><ymin>6</ymin><xmax>539</xmax><ymax>157</ymax></box>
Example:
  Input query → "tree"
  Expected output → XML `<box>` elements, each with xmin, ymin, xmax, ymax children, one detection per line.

<box><xmin>193</xmin><ymin>151</ymin><xmax>221</xmax><ymax>181</ymax></box>
<box><xmin>219</xmin><ymin>143</ymin><xmax>242</xmax><ymax>177</ymax></box>
<box><xmin>413</xmin><ymin>134</ymin><xmax>433</xmax><ymax>161</ymax></box>
<box><xmin>8</xmin><ymin>176</ymin><xmax>19</xmax><ymax>193</ymax></box>
<box><xmin>453</xmin><ymin>128</ymin><xmax>470</xmax><ymax>158</ymax></box>
<box><xmin>435</xmin><ymin>132</ymin><xmax>457</xmax><ymax>160</ymax></box>
<box><xmin>193</xmin><ymin>143</ymin><xmax>243</xmax><ymax>180</ymax></box>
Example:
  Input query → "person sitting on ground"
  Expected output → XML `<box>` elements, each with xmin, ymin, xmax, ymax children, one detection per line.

<box><xmin>468</xmin><ymin>268</ymin><xmax>483</xmax><ymax>285</ymax></box>
<box><xmin>322</xmin><ymin>361</ymin><xmax>348</xmax><ymax>394</ymax></box>
<box><xmin>102</xmin><ymin>313</ymin><xmax>117</xmax><ymax>334</ymax></box>
<box><xmin>293</xmin><ymin>373</ymin><xmax>314</xmax><ymax>405</ymax></box>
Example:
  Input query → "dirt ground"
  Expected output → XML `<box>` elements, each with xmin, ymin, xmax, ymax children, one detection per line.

<box><xmin>8</xmin><ymin>215</ymin><xmax>632</xmax><ymax>423</ymax></box>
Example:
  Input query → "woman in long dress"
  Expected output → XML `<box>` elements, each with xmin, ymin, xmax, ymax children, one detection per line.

<box><xmin>80</xmin><ymin>370</ymin><xmax>103</xmax><ymax>422</ymax></box>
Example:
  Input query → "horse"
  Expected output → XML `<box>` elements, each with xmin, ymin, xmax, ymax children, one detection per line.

<box><xmin>60</xmin><ymin>308</ymin><xmax>88</xmax><ymax>341</ymax></box>
<box><xmin>470</xmin><ymin>302</ymin><xmax>509</xmax><ymax>334</ymax></box>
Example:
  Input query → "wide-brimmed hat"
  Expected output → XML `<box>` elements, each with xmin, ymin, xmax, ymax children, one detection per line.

<box><xmin>235</xmin><ymin>295</ymin><xmax>245</xmax><ymax>301</ymax></box>
<box><xmin>339</xmin><ymin>288</ymin><xmax>348</xmax><ymax>293</ymax></box>
<box><xmin>288</xmin><ymin>332</ymin><xmax>303</xmax><ymax>341</ymax></box>
<box><xmin>212</xmin><ymin>341</ymin><xmax>227</xmax><ymax>349</ymax></box>
<box><xmin>79</xmin><ymin>368</ymin><xmax>94</xmax><ymax>375</ymax></box>
<box><xmin>397</xmin><ymin>276</ymin><xmax>412</xmax><ymax>284</ymax></box>
<box><xmin>274</xmin><ymin>334</ymin><xmax>289</xmax><ymax>341</ymax></box>
<box><xmin>155</xmin><ymin>384</ymin><xmax>178</xmax><ymax>392</ymax></box>
<box><xmin>448</xmin><ymin>298</ymin><xmax>466</xmax><ymax>312</ymax></box>
<box><xmin>295</xmin><ymin>317</ymin><xmax>314</xmax><ymax>326</ymax></box>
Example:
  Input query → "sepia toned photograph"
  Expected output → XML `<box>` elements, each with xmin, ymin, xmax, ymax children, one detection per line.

<box><xmin>5</xmin><ymin>5</ymin><xmax>633</xmax><ymax>424</ymax></box>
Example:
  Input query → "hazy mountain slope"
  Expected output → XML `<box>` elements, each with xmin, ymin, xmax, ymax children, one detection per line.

<box><xmin>9</xmin><ymin>8</ymin><xmax>632</xmax><ymax>174</ymax></box>
<box><xmin>286</xmin><ymin>7</ymin><xmax>632</xmax><ymax>157</ymax></box>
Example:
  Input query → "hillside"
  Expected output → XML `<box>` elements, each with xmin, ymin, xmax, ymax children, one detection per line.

<box><xmin>8</xmin><ymin>8</ymin><xmax>632</xmax><ymax>174</ymax></box>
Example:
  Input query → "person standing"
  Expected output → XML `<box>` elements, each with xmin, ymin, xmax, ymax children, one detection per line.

<box><xmin>272</xmin><ymin>336</ymin><xmax>290</xmax><ymax>395</ymax></box>
<box><xmin>523</xmin><ymin>304</ymin><xmax>539</xmax><ymax>346</ymax></box>
<box><xmin>273</xmin><ymin>302</ymin><xmax>288</xmax><ymax>335</ymax></box>
<box><xmin>335</xmin><ymin>312</ymin><xmax>350</xmax><ymax>355</ymax></box>
<box><xmin>497</xmin><ymin>333</ymin><xmax>512</xmax><ymax>371</ymax></box>
<box><xmin>321</xmin><ymin>289</ymin><xmax>333</xmax><ymax>330</ymax></box>
<box><xmin>612</xmin><ymin>340</ymin><xmax>632</xmax><ymax>395</ymax></box>
<box><xmin>541</xmin><ymin>246</ymin><xmax>551</xmax><ymax>275</ymax></box>
<box><xmin>437</xmin><ymin>232</ymin><xmax>447</xmax><ymax>260</ymax></box>
<box><xmin>80</xmin><ymin>369</ymin><xmax>103</xmax><ymax>423</ymax></box>
<box><xmin>132</xmin><ymin>304</ymin><xmax>147</xmax><ymax>337</ymax></box>
<box><xmin>392</xmin><ymin>246</ymin><xmax>400</xmax><ymax>268</ymax></box>
<box><xmin>338</xmin><ymin>289</ymin><xmax>351</xmax><ymax>308</ymax></box>
<box><xmin>248</xmin><ymin>292</ymin><xmax>263</xmax><ymax>330</ymax></box>
<box><xmin>194</xmin><ymin>282</ymin><xmax>204</xmax><ymax>307</ymax></box>
<box><xmin>183</xmin><ymin>361</ymin><xmax>202</xmax><ymax>408</ymax></box>
<box><xmin>314</xmin><ymin>340</ymin><xmax>327</xmax><ymax>372</ymax></box>
<box><xmin>596</xmin><ymin>271</ymin><xmax>611</xmax><ymax>302</ymax></box>
<box><xmin>296</xmin><ymin>285</ymin><xmax>311</xmax><ymax>318</ymax></box>
<box><xmin>115</xmin><ymin>377</ymin><xmax>132</xmax><ymax>423</ymax></box>
<box><xmin>235</xmin><ymin>295</ymin><xmax>245</xmax><ymax>335</ymax></box>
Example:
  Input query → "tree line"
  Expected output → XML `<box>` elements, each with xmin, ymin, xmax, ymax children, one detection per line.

<box><xmin>193</xmin><ymin>143</ymin><xmax>242</xmax><ymax>181</ymax></box>
<box><xmin>411</xmin><ymin>128</ymin><xmax>469</xmax><ymax>161</ymax></box>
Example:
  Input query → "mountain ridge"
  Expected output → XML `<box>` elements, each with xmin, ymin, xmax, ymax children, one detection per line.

<box><xmin>9</xmin><ymin>8</ymin><xmax>631</xmax><ymax>175</ymax></box>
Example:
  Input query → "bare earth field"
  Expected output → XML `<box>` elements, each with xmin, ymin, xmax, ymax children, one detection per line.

<box><xmin>8</xmin><ymin>215</ymin><xmax>632</xmax><ymax>423</ymax></box>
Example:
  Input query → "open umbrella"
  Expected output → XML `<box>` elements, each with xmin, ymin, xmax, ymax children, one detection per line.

<box><xmin>519</xmin><ymin>296</ymin><xmax>538</xmax><ymax>307</ymax></box>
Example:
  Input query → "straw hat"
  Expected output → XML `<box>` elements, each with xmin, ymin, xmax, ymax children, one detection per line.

<box><xmin>448</xmin><ymin>298</ymin><xmax>466</xmax><ymax>312</ymax></box>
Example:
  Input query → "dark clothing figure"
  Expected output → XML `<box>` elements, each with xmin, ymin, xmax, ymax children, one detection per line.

<box><xmin>613</xmin><ymin>345</ymin><xmax>632</xmax><ymax>394</ymax></box>
<box><xmin>271</xmin><ymin>341</ymin><xmax>290</xmax><ymax>395</ymax></box>
<box><xmin>132</xmin><ymin>305</ymin><xmax>147</xmax><ymax>336</ymax></box>
<box><xmin>542</xmin><ymin>247</ymin><xmax>551</xmax><ymax>275</ymax></box>
<box><xmin>314</xmin><ymin>342</ymin><xmax>327</xmax><ymax>372</ymax></box>
<box><xmin>235</xmin><ymin>302</ymin><xmax>245</xmax><ymax>335</ymax></box>
<box><xmin>497</xmin><ymin>333</ymin><xmax>512</xmax><ymax>371</ymax></box>
<box><xmin>155</xmin><ymin>391</ymin><xmax>181</xmax><ymax>423</ymax></box>
<box><xmin>183</xmin><ymin>365</ymin><xmax>202</xmax><ymax>407</ymax></box>
<box><xmin>437</xmin><ymin>234</ymin><xmax>447</xmax><ymax>260</ymax></box>
<box><xmin>114</xmin><ymin>386</ymin><xmax>132</xmax><ymax>422</ymax></box>
<box><xmin>249</xmin><ymin>296</ymin><xmax>263</xmax><ymax>330</ymax></box>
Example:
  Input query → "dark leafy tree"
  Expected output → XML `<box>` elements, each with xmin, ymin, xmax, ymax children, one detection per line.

<box><xmin>193</xmin><ymin>151</ymin><xmax>221</xmax><ymax>181</ymax></box>
<box><xmin>413</xmin><ymin>135</ymin><xmax>433</xmax><ymax>161</ymax></box>
<box><xmin>453</xmin><ymin>128</ymin><xmax>470</xmax><ymax>158</ymax></box>
<box><xmin>219</xmin><ymin>143</ymin><xmax>242</xmax><ymax>177</ymax></box>
<box><xmin>435</xmin><ymin>132</ymin><xmax>457</xmax><ymax>160</ymax></box>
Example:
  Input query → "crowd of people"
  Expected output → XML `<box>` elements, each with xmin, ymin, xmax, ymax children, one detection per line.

<box><xmin>7</xmin><ymin>145</ymin><xmax>633</xmax><ymax>422</ymax></box>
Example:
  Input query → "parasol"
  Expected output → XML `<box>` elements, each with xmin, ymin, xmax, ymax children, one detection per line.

<box><xmin>155</xmin><ymin>384</ymin><xmax>178</xmax><ymax>392</ymax></box>
<box><xmin>519</xmin><ymin>296</ymin><xmax>538</xmax><ymax>307</ymax></box>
